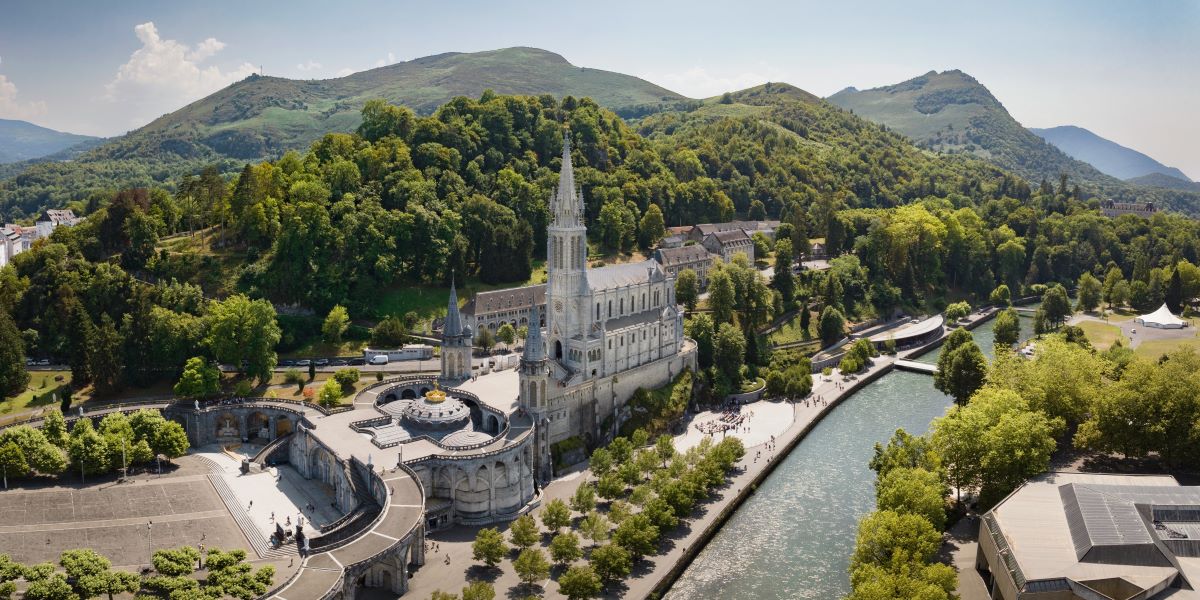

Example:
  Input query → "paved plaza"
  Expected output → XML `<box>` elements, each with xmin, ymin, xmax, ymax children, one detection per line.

<box><xmin>0</xmin><ymin>458</ymin><xmax>251</xmax><ymax>567</ymax></box>
<box><xmin>674</xmin><ymin>399</ymin><xmax>796</xmax><ymax>452</ymax></box>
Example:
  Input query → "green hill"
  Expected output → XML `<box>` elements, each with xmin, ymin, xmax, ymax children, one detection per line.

<box><xmin>1128</xmin><ymin>172</ymin><xmax>1200</xmax><ymax>192</ymax></box>
<box><xmin>826</xmin><ymin>70</ymin><xmax>1113</xmax><ymax>186</ymax></box>
<box><xmin>0</xmin><ymin>119</ymin><xmax>99</xmax><ymax>164</ymax></box>
<box><xmin>0</xmin><ymin>47</ymin><xmax>686</xmax><ymax>219</ymax></box>
<box><xmin>1031</xmin><ymin>125</ymin><xmax>1192</xmax><ymax>182</ymax></box>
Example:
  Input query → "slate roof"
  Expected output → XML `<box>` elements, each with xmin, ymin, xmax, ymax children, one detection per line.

<box><xmin>654</xmin><ymin>245</ymin><xmax>713</xmax><ymax>268</ymax></box>
<box><xmin>466</xmin><ymin>285</ymin><xmax>546</xmax><ymax>317</ymax></box>
<box><xmin>586</xmin><ymin>260</ymin><xmax>663</xmax><ymax>291</ymax></box>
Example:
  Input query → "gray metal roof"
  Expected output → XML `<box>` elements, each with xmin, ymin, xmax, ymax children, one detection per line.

<box><xmin>1061</xmin><ymin>483</ymin><xmax>1155</xmax><ymax>559</ymax></box>
<box><xmin>586</xmin><ymin>260</ymin><xmax>663</xmax><ymax>291</ymax></box>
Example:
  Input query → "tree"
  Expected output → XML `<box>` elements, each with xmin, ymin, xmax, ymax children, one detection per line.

<box><xmin>23</xmin><ymin>573</ymin><xmax>77</xmax><ymax>600</ymax></box>
<box><xmin>508</xmin><ymin>514</ymin><xmax>540</xmax><ymax>550</ymax></box>
<box><xmin>869</xmin><ymin>428</ymin><xmax>939</xmax><ymax>482</ymax></box>
<box><xmin>88</xmin><ymin>315</ymin><xmax>124</xmax><ymax>396</ymax></box>
<box><xmin>570</xmin><ymin>483</ymin><xmax>596</xmax><ymax>515</ymax></box>
<box><xmin>68</xmin><ymin>419</ymin><xmax>109</xmax><ymax>477</ymax></box>
<box><xmin>317</xmin><ymin>379</ymin><xmax>343</xmax><ymax>408</ymax></box>
<box><xmin>937</xmin><ymin>341</ymin><xmax>987</xmax><ymax>404</ymax></box>
<box><xmin>1076</xmin><ymin>272</ymin><xmax>1102</xmax><ymax>313</ymax></box>
<box><xmin>875</xmin><ymin>467</ymin><xmax>946</xmax><ymax>530</ymax></box>
<box><xmin>655</xmin><ymin>434</ymin><xmax>675</xmax><ymax>467</ymax></box>
<box><xmin>205</xmin><ymin>295</ymin><xmax>281</xmax><ymax>382</ymax></box>
<box><xmin>596</xmin><ymin>473</ymin><xmax>624</xmax><ymax>501</ymax></box>
<box><xmin>1102</xmin><ymin>267</ymin><xmax>1124</xmax><ymax>309</ymax></box>
<box><xmin>557</xmin><ymin>564</ymin><xmax>602</xmax><ymax>600</ymax></box>
<box><xmin>549</xmin><ymin>531</ymin><xmax>582</xmax><ymax>564</ymax></box>
<box><xmin>322</xmin><ymin>305</ymin><xmax>350</xmax><ymax>344</ymax></box>
<box><xmin>474</xmin><ymin>328</ymin><xmax>495</xmax><ymax>354</ymax></box>
<box><xmin>579</xmin><ymin>510</ymin><xmax>610</xmax><ymax>547</ymax></box>
<box><xmin>818</xmin><ymin>306</ymin><xmax>845</xmax><ymax>347</ymax></box>
<box><xmin>1166</xmin><ymin>267</ymin><xmax>1184</xmax><ymax>312</ymax></box>
<box><xmin>512</xmin><ymin>548</ymin><xmax>549</xmax><ymax>591</ymax></box>
<box><xmin>686</xmin><ymin>314</ymin><xmax>714</xmax><ymax>369</ymax></box>
<box><xmin>675</xmin><ymin>269</ymin><xmax>699</xmax><ymax>312</ymax></box>
<box><xmin>588</xmin><ymin>448</ymin><xmax>613</xmax><ymax>479</ymax></box>
<box><xmin>773</xmin><ymin>239</ymin><xmax>795</xmax><ymax>303</ymax></box>
<box><xmin>943</xmin><ymin>301</ymin><xmax>970</xmax><ymax>322</ymax></box>
<box><xmin>371</xmin><ymin>316</ymin><xmax>408</xmax><ymax>347</ymax></box>
<box><xmin>471</xmin><ymin>528</ymin><xmax>507</xmax><ymax>567</ymax></box>
<box><xmin>461</xmin><ymin>581</ymin><xmax>495</xmax><ymax>600</ymax></box>
<box><xmin>0</xmin><ymin>311</ymin><xmax>29</xmax><ymax>399</ymax></box>
<box><xmin>149</xmin><ymin>420</ymin><xmax>189</xmax><ymax>459</ymax></box>
<box><xmin>41</xmin><ymin>408</ymin><xmax>68</xmax><ymax>448</ymax></box>
<box><xmin>713</xmin><ymin>323</ymin><xmax>746</xmax><ymax>383</ymax></box>
<box><xmin>707</xmin><ymin>269</ymin><xmax>736</xmax><ymax>325</ymax></box>
<box><xmin>1041</xmin><ymin>285</ymin><xmax>1071</xmax><ymax>328</ymax></box>
<box><xmin>60</xmin><ymin>549</ymin><xmax>140</xmax><ymax>600</ymax></box>
<box><xmin>203</xmin><ymin>548</ymin><xmax>274</xmax><ymax>600</ymax></box>
<box><xmin>637</xmin><ymin>204</ymin><xmax>665</xmax><ymax>250</ymax></box>
<box><xmin>850</xmin><ymin>510</ymin><xmax>942</xmax><ymax>572</ymax></box>
<box><xmin>0</xmin><ymin>442</ymin><xmax>29</xmax><ymax>488</ymax></box>
<box><xmin>496</xmin><ymin>323</ymin><xmax>516</xmax><ymax>347</ymax></box>
<box><xmin>988</xmin><ymin>284</ymin><xmax>1011</xmax><ymax>306</ymax></box>
<box><xmin>588</xmin><ymin>543</ymin><xmax>631</xmax><ymax>585</ymax></box>
<box><xmin>612</xmin><ymin>513</ymin><xmax>659</xmax><ymax>561</ymax></box>
<box><xmin>992</xmin><ymin>308</ymin><xmax>1020</xmax><ymax>348</ymax></box>
<box><xmin>173</xmin><ymin>357</ymin><xmax>220</xmax><ymax>399</ymax></box>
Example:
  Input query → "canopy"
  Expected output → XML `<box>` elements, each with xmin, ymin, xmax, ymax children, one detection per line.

<box><xmin>1135</xmin><ymin>304</ymin><xmax>1186</xmax><ymax>329</ymax></box>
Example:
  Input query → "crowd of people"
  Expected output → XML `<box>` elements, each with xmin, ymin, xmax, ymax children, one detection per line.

<box><xmin>694</xmin><ymin>407</ymin><xmax>754</xmax><ymax>436</ymax></box>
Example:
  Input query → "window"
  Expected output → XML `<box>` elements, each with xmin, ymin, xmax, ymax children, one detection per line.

<box><xmin>596</xmin><ymin>303</ymin><xmax>600</xmax><ymax>320</ymax></box>
<box><xmin>620</xmin><ymin>298</ymin><xmax>624</xmax><ymax>315</ymax></box>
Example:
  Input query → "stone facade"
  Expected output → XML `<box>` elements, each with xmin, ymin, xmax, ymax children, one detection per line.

<box><xmin>702</xmin><ymin>229</ymin><xmax>755</xmax><ymax>263</ymax></box>
<box><xmin>654</xmin><ymin>244</ymin><xmax>716</xmax><ymax>288</ymax></box>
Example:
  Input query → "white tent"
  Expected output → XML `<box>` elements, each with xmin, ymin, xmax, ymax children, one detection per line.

<box><xmin>1135</xmin><ymin>303</ymin><xmax>1187</xmax><ymax>329</ymax></box>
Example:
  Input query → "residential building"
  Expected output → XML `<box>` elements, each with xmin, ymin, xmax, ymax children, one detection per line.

<box><xmin>702</xmin><ymin>229</ymin><xmax>755</xmax><ymax>263</ymax></box>
<box><xmin>653</xmin><ymin>244</ymin><xmax>716</xmax><ymax>288</ymax></box>
<box><xmin>1101</xmin><ymin>200</ymin><xmax>1158</xmax><ymax>218</ymax></box>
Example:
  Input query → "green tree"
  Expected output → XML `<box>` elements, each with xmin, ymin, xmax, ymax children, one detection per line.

<box><xmin>557</xmin><ymin>565</ymin><xmax>602</xmax><ymax>600</ymax></box>
<box><xmin>23</xmin><ymin>573</ymin><xmax>77</xmax><ymax>600</ymax></box>
<box><xmin>579</xmin><ymin>510</ymin><xmax>610</xmax><ymax>547</ymax></box>
<box><xmin>0</xmin><ymin>311</ymin><xmax>29</xmax><ymax>399</ymax></box>
<box><xmin>474</xmin><ymin>328</ymin><xmax>495</xmax><ymax>354</ymax></box>
<box><xmin>1041</xmin><ymin>285</ymin><xmax>1072</xmax><ymax>328</ymax></box>
<box><xmin>588</xmin><ymin>543</ymin><xmax>630</xmax><ymax>585</ymax></box>
<box><xmin>713</xmin><ymin>323</ymin><xmax>746</xmax><ymax>383</ymax></box>
<box><xmin>943</xmin><ymin>301</ymin><xmax>971</xmax><ymax>322</ymax></box>
<box><xmin>992</xmin><ymin>308</ymin><xmax>1020</xmax><ymax>348</ymax></box>
<box><xmin>471</xmin><ymin>528</ymin><xmax>507</xmax><ymax>567</ymax></box>
<box><xmin>934</xmin><ymin>342</ymin><xmax>987</xmax><ymax>404</ymax></box>
<box><xmin>371</xmin><ymin>316</ymin><xmax>408</xmax><ymax>347</ymax></box>
<box><xmin>205</xmin><ymin>295</ymin><xmax>281</xmax><ymax>383</ymax></box>
<box><xmin>875</xmin><ymin>467</ymin><xmax>946</xmax><ymax>530</ymax></box>
<box><xmin>496</xmin><ymin>323</ymin><xmax>516</xmax><ymax>347</ymax></box>
<box><xmin>773</xmin><ymin>239</ymin><xmax>795</xmax><ymax>303</ymax></box>
<box><xmin>173</xmin><ymin>357</ymin><xmax>220</xmax><ymax>399</ymax></box>
<box><xmin>317</xmin><ymin>378</ymin><xmax>343</xmax><ymax>408</ymax></box>
<box><xmin>0</xmin><ymin>442</ymin><xmax>29</xmax><ymax>488</ymax></box>
<box><xmin>850</xmin><ymin>510</ymin><xmax>941</xmax><ymax>572</ymax></box>
<box><xmin>612</xmin><ymin>513</ymin><xmax>659</xmax><ymax>561</ymax></box>
<box><xmin>508</xmin><ymin>514</ymin><xmax>540</xmax><ymax>550</ymax></box>
<box><xmin>68</xmin><ymin>419</ymin><xmax>110</xmax><ymax>477</ymax></box>
<box><xmin>675</xmin><ymin>269</ymin><xmax>699</xmax><ymax>312</ymax></box>
<box><xmin>869</xmin><ymin>428</ymin><xmax>939</xmax><ymax>482</ymax></box>
<box><xmin>321</xmin><ymin>305</ymin><xmax>350</xmax><ymax>344</ymax></box>
<box><xmin>988</xmin><ymin>284</ymin><xmax>1011</xmax><ymax>306</ymax></box>
<box><xmin>587</xmin><ymin>448</ymin><xmax>613</xmax><ymax>479</ymax></box>
<box><xmin>88</xmin><ymin>315</ymin><xmax>124</xmax><ymax>396</ymax></box>
<box><xmin>570</xmin><ymin>483</ymin><xmax>596</xmax><ymax>515</ymax></box>
<box><xmin>203</xmin><ymin>548</ymin><xmax>274</xmax><ymax>600</ymax></box>
<box><xmin>60</xmin><ymin>549</ymin><xmax>140</xmax><ymax>600</ymax></box>
<box><xmin>40</xmin><ymin>408</ymin><xmax>69</xmax><ymax>448</ymax></box>
<box><xmin>637</xmin><ymin>204</ymin><xmax>666</xmax><ymax>250</ymax></box>
<box><xmin>1076</xmin><ymin>272</ymin><xmax>1102</xmax><ymax>312</ymax></box>
<box><xmin>461</xmin><ymin>581</ymin><xmax>495</xmax><ymax>600</ymax></box>
<box><xmin>707</xmin><ymin>268</ymin><xmax>736</xmax><ymax>325</ymax></box>
<box><xmin>686</xmin><ymin>314</ymin><xmax>715</xmax><ymax>369</ymax></box>
<box><xmin>818</xmin><ymin>306</ymin><xmax>845</xmax><ymax>347</ymax></box>
<box><xmin>549</xmin><ymin>531</ymin><xmax>582</xmax><ymax>564</ymax></box>
<box><xmin>596</xmin><ymin>473</ymin><xmax>624</xmax><ymax>501</ymax></box>
<box><xmin>512</xmin><ymin>548</ymin><xmax>549</xmax><ymax>591</ymax></box>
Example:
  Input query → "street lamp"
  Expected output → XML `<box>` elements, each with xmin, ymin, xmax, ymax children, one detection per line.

<box><xmin>147</xmin><ymin>521</ymin><xmax>153</xmax><ymax>560</ymax></box>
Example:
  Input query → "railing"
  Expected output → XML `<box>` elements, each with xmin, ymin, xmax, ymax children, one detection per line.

<box><xmin>251</xmin><ymin>432</ymin><xmax>294</xmax><ymax>464</ymax></box>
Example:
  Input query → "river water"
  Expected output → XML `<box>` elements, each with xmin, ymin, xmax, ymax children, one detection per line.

<box><xmin>665</xmin><ymin>318</ymin><xmax>1026</xmax><ymax>599</ymax></box>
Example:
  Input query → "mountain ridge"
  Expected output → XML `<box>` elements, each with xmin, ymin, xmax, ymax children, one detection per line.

<box><xmin>0</xmin><ymin>119</ymin><xmax>100</xmax><ymax>164</ymax></box>
<box><xmin>1030</xmin><ymin>125</ymin><xmax>1192</xmax><ymax>182</ymax></box>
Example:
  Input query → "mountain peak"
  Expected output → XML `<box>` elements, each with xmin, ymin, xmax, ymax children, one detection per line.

<box><xmin>1031</xmin><ymin>125</ymin><xmax>1193</xmax><ymax>182</ymax></box>
<box><xmin>726</xmin><ymin>81</ymin><xmax>820</xmax><ymax>105</ymax></box>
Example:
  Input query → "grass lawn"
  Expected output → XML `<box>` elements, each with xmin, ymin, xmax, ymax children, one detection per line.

<box><xmin>280</xmin><ymin>339</ymin><xmax>371</xmax><ymax>360</ymax></box>
<box><xmin>0</xmin><ymin>371</ymin><xmax>71</xmax><ymax>421</ymax></box>
<box><xmin>739</xmin><ymin>377</ymin><xmax>766</xmax><ymax>393</ymax></box>
<box><xmin>768</xmin><ymin>312</ymin><xmax>814</xmax><ymax>346</ymax></box>
<box><xmin>1103</xmin><ymin>309</ymin><xmax>1139</xmax><ymax>322</ymax></box>
<box><xmin>1077</xmin><ymin>320</ymin><xmax>1128</xmax><ymax>351</ymax></box>
<box><xmin>1134</xmin><ymin>334</ymin><xmax>1200</xmax><ymax>359</ymax></box>
<box><xmin>372</xmin><ymin>260</ymin><xmax>547</xmax><ymax>325</ymax></box>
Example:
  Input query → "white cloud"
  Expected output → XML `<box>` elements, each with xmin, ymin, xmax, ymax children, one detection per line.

<box><xmin>336</xmin><ymin>67</ymin><xmax>355</xmax><ymax>77</ymax></box>
<box><xmin>0</xmin><ymin>72</ymin><xmax>48</xmax><ymax>121</ymax></box>
<box><xmin>653</xmin><ymin>64</ymin><xmax>787</xmax><ymax>98</ymax></box>
<box><xmin>104</xmin><ymin>22</ymin><xmax>256</xmax><ymax>120</ymax></box>
<box><xmin>374</xmin><ymin>52</ymin><xmax>397</xmax><ymax>68</ymax></box>
<box><xmin>296</xmin><ymin>60</ymin><xmax>323</xmax><ymax>72</ymax></box>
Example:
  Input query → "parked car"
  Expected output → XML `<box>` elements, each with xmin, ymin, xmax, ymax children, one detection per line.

<box><xmin>25</xmin><ymin>358</ymin><xmax>34</xmax><ymax>366</ymax></box>
<box><xmin>36</xmin><ymin>359</ymin><xmax>49</xmax><ymax>366</ymax></box>
<box><xmin>315</xmin><ymin>358</ymin><xmax>330</xmax><ymax>367</ymax></box>
<box><xmin>296</xmin><ymin>359</ymin><xmax>312</xmax><ymax>367</ymax></box>
<box><xmin>331</xmin><ymin>359</ymin><xmax>348</xmax><ymax>366</ymax></box>
<box><xmin>279</xmin><ymin>359</ymin><xmax>296</xmax><ymax>367</ymax></box>
<box><xmin>349</xmin><ymin>358</ymin><xmax>365</xmax><ymax>366</ymax></box>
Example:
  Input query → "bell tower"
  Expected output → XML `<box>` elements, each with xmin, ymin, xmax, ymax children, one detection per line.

<box><xmin>545</xmin><ymin>133</ymin><xmax>590</xmax><ymax>369</ymax></box>
<box><xmin>439</xmin><ymin>277</ymin><xmax>472</xmax><ymax>381</ymax></box>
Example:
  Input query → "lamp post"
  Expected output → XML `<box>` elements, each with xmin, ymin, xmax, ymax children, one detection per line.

<box><xmin>147</xmin><ymin>521</ymin><xmax>153</xmax><ymax>560</ymax></box>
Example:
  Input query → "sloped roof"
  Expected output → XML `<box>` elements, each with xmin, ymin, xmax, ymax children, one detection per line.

<box><xmin>708</xmin><ymin>229</ymin><xmax>751</xmax><ymax>244</ymax></box>
<box><xmin>467</xmin><ymin>285</ymin><xmax>546</xmax><ymax>316</ymax></box>
<box><xmin>1138</xmin><ymin>304</ymin><xmax>1186</xmax><ymax>327</ymax></box>
<box><xmin>587</xmin><ymin>260</ymin><xmax>663</xmax><ymax>291</ymax></box>
<box><xmin>654</xmin><ymin>245</ymin><xmax>713</xmax><ymax>268</ymax></box>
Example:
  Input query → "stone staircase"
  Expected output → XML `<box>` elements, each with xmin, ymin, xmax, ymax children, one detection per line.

<box><xmin>198</xmin><ymin>458</ymin><xmax>294</xmax><ymax>561</ymax></box>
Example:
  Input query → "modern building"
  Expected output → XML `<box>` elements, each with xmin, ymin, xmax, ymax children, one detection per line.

<box><xmin>977</xmin><ymin>472</ymin><xmax>1200</xmax><ymax>600</ymax></box>
<box><xmin>1102</xmin><ymin>200</ymin><xmax>1158</xmax><ymax>218</ymax></box>
<box><xmin>702</xmin><ymin>228</ymin><xmax>755</xmax><ymax>263</ymax></box>
<box><xmin>518</xmin><ymin>135</ymin><xmax>695</xmax><ymax>479</ymax></box>
<box><xmin>654</xmin><ymin>244</ymin><xmax>716</xmax><ymax>288</ymax></box>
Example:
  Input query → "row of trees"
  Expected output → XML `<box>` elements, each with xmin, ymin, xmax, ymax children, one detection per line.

<box><xmin>0</xmin><ymin>545</ymin><xmax>271</xmax><ymax>600</ymax></box>
<box><xmin>0</xmin><ymin>408</ymin><xmax>187</xmax><ymax>483</ymax></box>
<box><xmin>462</xmin><ymin>430</ymin><xmax>744</xmax><ymax>597</ymax></box>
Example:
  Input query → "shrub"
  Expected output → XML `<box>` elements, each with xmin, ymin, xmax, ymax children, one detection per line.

<box><xmin>332</xmin><ymin>368</ymin><xmax>359</xmax><ymax>388</ymax></box>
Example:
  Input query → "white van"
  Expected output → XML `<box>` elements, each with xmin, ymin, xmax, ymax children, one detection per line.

<box><xmin>368</xmin><ymin>354</ymin><xmax>389</xmax><ymax>366</ymax></box>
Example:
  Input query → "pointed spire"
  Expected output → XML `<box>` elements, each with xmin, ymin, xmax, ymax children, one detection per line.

<box><xmin>522</xmin><ymin>301</ymin><xmax>545</xmax><ymax>362</ymax></box>
<box><xmin>444</xmin><ymin>275</ymin><xmax>463</xmax><ymax>338</ymax></box>
<box><xmin>552</xmin><ymin>131</ymin><xmax>582</xmax><ymax>227</ymax></box>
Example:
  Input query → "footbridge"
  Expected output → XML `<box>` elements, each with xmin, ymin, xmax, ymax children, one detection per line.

<box><xmin>894</xmin><ymin>359</ymin><xmax>938</xmax><ymax>375</ymax></box>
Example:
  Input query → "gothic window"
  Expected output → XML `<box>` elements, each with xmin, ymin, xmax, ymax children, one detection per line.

<box><xmin>642</xmin><ymin>293</ymin><xmax>646</xmax><ymax>310</ymax></box>
<box><xmin>608</xmin><ymin>300</ymin><xmax>612</xmax><ymax>318</ymax></box>
<box><xmin>620</xmin><ymin>298</ymin><xmax>624</xmax><ymax>315</ymax></box>
<box><xmin>596</xmin><ymin>303</ymin><xmax>600</xmax><ymax>320</ymax></box>
<box><xmin>570</xmin><ymin>243</ymin><xmax>577</xmax><ymax>270</ymax></box>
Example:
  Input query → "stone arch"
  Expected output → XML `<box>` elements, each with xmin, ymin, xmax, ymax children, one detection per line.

<box><xmin>215</xmin><ymin>413</ymin><xmax>239</xmax><ymax>439</ymax></box>
<box><xmin>247</xmin><ymin>412</ymin><xmax>270</xmax><ymax>440</ymax></box>
<box><xmin>275</xmin><ymin>416</ymin><xmax>292</xmax><ymax>437</ymax></box>
<box><xmin>554</xmin><ymin>340</ymin><xmax>563</xmax><ymax>360</ymax></box>
<box><xmin>382</xmin><ymin>391</ymin><xmax>398</xmax><ymax>403</ymax></box>
<box><xmin>487</xmin><ymin>414</ymin><xmax>500</xmax><ymax>434</ymax></box>
<box><xmin>401</xmin><ymin>388</ymin><xmax>417</xmax><ymax>400</ymax></box>
<box><xmin>419</xmin><ymin>387</ymin><xmax>431</xmax><ymax>396</ymax></box>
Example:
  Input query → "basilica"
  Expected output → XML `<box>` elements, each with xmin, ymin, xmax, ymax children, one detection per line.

<box><xmin>506</xmin><ymin>136</ymin><xmax>696</xmax><ymax>479</ymax></box>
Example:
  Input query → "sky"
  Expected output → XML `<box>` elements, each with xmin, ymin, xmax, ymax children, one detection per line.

<box><xmin>0</xmin><ymin>0</ymin><xmax>1196</xmax><ymax>179</ymax></box>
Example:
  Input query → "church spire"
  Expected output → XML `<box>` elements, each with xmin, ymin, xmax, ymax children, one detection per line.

<box><xmin>522</xmin><ymin>302</ymin><xmax>545</xmax><ymax>362</ymax></box>
<box><xmin>552</xmin><ymin>132</ymin><xmax>582</xmax><ymax>228</ymax></box>
<box><xmin>444</xmin><ymin>275</ymin><xmax>463</xmax><ymax>338</ymax></box>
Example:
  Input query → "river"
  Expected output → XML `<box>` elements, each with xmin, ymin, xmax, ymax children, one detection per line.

<box><xmin>665</xmin><ymin>318</ymin><xmax>1019</xmax><ymax>599</ymax></box>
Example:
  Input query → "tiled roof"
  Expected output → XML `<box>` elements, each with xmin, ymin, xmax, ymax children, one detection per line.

<box><xmin>654</xmin><ymin>245</ymin><xmax>713</xmax><ymax>267</ymax></box>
